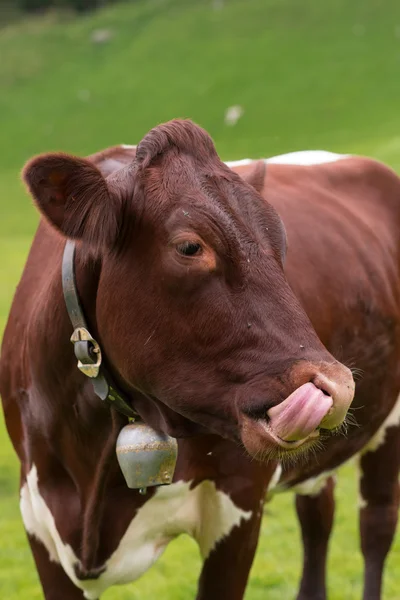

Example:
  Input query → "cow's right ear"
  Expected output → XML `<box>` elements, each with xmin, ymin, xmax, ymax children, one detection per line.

<box><xmin>241</xmin><ymin>160</ymin><xmax>266</xmax><ymax>193</ymax></box>
<box><xmin>22</xmin><ymin>153</ymin><xmax>125</xmax><ymax>252</ymax></box>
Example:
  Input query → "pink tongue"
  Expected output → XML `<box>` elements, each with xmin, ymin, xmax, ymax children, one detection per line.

<box><xmin>267</xmin><ymin>382</ymin><xmax>333</xmax><ymax>442</ymax></box>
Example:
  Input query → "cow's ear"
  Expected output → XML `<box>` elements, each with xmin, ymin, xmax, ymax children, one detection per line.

<box><xmin>22</xmin><ymin>153</ymin><xmax>124</xmax><ymax>251</ymax></box>
<box><xmin>241</xmin><ymin>160</ymin><xmax>266</xmax><ymax>193</ymax></box>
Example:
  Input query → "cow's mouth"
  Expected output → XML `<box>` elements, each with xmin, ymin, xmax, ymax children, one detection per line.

<box><xmin>266</xmin><ymin>382</ymin><xmax>334</xmax><ymax>443</ymax></box>
<box><xmin>241</xmin><ymin>417</ymin><xmax>322</xmax><ymax>460</ymax></box>
<box><xmin>240</xmin><ymin>381</ymin><xmax>352</xmax><ymax>460</ymax></box>
<box><xmin>264</xmin><ymin>422</ymin><xmax>321</xmax><ymax>449</ymax></box>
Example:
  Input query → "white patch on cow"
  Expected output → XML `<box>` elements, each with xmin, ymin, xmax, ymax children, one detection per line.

<box><xmin>355</xmin><ymin>459</ymin><xmax>368</xmax><ymax>509</ymax></box>
<box><xmin>121</xmin><ymin>144</ymin><xmax>137</xmax><ymax>150</ymax></box>
<box><xmin>289</xmin><ymin>470</ymin><xmax>335</xmax><ymax>497</ymax></box>
<box><xmin>266</xmin><ymin>150</ymin><xmax>348</xmax><ymax>165</ymax></box>
<box><xmin>190</xmin><ymin>480</ymin><xmax>253</xmax><ymax>557</ymax></box>
<box><xmin>225</xmin><ymin>150</ymin><xmax>348</xmax><ymax>169</ymax></box>
<box><xmin>359</xmin><ymin>495</ymin><xmax>368</xmax><ymax>509</ymax></box>
<box><xmin>20</xmin><ymin>465</ymin><xmax>251</xmax><ymax>599</ymax></box>
<box><xmin>225</xmin><ymin>158</ymin><xmax>254</xmax><ymax>167</ymax></box>
<box><xmin>266</xmin><ymin>464</ymin><xmax>283</xmax><ymax>498</ymax></box>
<box><xmin>20</xmin><ymin>467</ymin><xmax>85</xmax><ymax>586</ymax></box>
<box><xmin>20</xmin><ymin>470</ymin><xmax>62</xmax><ymax>564</ymax></box>
<box><xmin>362</xmin><ymin>394</ymin><xmax>400</xmax><ymax>454</ymax></box>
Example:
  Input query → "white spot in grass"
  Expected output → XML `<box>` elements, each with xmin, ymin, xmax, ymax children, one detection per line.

<box><xmin>224</xmin><ymin>105</ymin><xmax>244</xmax><ymax>126</ymax></box>
<box><xmin>91</xmin><ymin>29</ymin><xmax>113</xmax><ymax>44</ymax></box>
<box><xmin>352</xmin><ymin>24</ymin><xmax>366</xmax><ymax>36</ymax></box>
<box><xmin>77</xmin><ymin>90</ymin><xmax>91</xmax><ymax>102</ymax></box>
<box><xmin>213</xmin><ymin>0</ymin><xmax>224</xmax><ymax>9</ymax></box>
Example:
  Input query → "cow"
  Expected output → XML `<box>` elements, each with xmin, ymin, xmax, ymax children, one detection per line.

<box><xmin>0</xmin><ymin>118</ymin><xmax>398</xmax><ymax>600</ymax></box>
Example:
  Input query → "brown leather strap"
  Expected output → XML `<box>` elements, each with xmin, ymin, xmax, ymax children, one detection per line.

<box><xmin>62</xmin><ymin>240</ymin><xmax>136</xmax><ymax>418</ymax></box>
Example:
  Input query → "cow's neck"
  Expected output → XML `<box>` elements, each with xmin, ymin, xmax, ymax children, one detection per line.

<box><xmin>28</xmin><ymin>240</ymin><xmax>200</xmax><ymax>472</ymax></box>
<box><xmin>23</xmin><ymin>243</ymin><xmax>131</xmax><ymax>575</ymax></box>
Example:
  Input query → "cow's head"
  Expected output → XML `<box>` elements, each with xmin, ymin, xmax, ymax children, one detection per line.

<box><xmin>23</xmin><ymin>120</ymin><xmax>354</xmax><ymax>460</ymax></box>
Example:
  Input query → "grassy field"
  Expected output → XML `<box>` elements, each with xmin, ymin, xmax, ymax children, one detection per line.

<box><xmin>1</xmin><ymin>0</ymin><xmax>400</xmax><ymax>598</ymax></box>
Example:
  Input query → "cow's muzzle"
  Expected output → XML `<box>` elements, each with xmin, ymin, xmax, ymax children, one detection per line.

<box><xmin>240</xmin><ymin>362</ymin><xmax>355</xmax><ymax>458</ymax></box>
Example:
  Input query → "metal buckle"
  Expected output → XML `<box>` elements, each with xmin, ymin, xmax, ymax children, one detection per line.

<box><xmin>70</xmin><ymin>327</ymin><xmax>102</xmax><ymax>378</ymax></box>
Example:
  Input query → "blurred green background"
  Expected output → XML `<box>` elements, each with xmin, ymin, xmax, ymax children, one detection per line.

<box><xmin>1</xmin><ymin>0</ymin><xmax>400</xmax><ymax>598</ymax></box>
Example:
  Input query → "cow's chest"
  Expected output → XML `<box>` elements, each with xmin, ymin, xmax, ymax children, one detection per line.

<box><xmin>20</xmin><ymin>465</ymin><xmax>252</xmax><ymax>599</ymax></box>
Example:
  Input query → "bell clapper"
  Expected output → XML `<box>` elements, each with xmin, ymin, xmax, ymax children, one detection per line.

<box><xmin>139</xmin><ymin>487</ymin><xmax>147</xmax><ymax>495</ymax></box>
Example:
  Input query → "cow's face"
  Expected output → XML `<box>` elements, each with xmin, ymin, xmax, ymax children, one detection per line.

<box><xmin>24</xmin><ymin>120</ymin><xmax>354</xmax><ymax>460</ymax></box>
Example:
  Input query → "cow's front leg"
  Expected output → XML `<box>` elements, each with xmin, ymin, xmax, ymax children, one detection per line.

<box><xmin>359</xmin><ymin>424</ymin><xmax>400</xmax><ymax>600</ymax></box>
<box><xmin>295</xmin><ymin>476</ymin><xmax>335</xmax><ymax>600</ymax></box>
<box><xmin>196</xmin><ymin>506</ymin><xmax>263</xmax><ymax>600</ymax></box>
<box><xmin>27</xmin><ymin>535</ymin><xmax>87</xmax><ymax>600</ymax></box>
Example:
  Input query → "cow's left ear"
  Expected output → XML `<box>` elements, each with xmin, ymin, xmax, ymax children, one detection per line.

<box><xmin>241</xmin><ymin>160</ymin><xmax>266</xmax><ymax>193</ymax></box>
<box><xmin>22</xmin><ymin>153</ymin><xmax>126</xmax><ymax>252</ymax></box>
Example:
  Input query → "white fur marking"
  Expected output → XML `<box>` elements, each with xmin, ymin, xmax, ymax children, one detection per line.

<box><xmin>266</xmin><ymin>464</ymin><xmax>282</xmax><ymax>498</ymax></box>
<box><xmin>356</xmin><ymin>460</ymin><xmax>368</xmax><ymax>509</ymax></box>
<box><xmin>359</xmin><ymin>495</ymin><xmax>368</xmax><ymax>509</ymax></box>
<box><xmin>191</xmin><ymin>480</ymin><xmax>252</xmax><ymax>558</ymax></box>
<box><xmin>362</xmin><ymin>394</ymin><xmax>400</xmax><ymax>454</ymax></box>
<box><xmin>121</xmin><ymin>144</ymin><xmax>137</xmax><ymax>150</ymax></box>
<box><xmin>290</xmin><ymin>471</ymin><xmax>335</xmax><ymax>497</ymax></box>
<box><xmin>266</xmin><ymin>150</ymin><xmax>348</xmax><ymax>165</ymax></box>
<box><xmin>225</xmin><ymin>150</ymin><xmax>348</xmax><ymax>169</ymax></box>
<box><xmin>225</xmin><ymin>158</ymin><xmax>253</xmax><ymax>167</ymax></box>
<box><xmin>20</xmin><ymin>466</ymin><xmax>251</xmax><ymax>598</ymax></box>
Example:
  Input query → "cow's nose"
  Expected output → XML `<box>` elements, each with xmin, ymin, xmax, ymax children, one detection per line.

<box><xmin>267</xmin><ymin>361</ymin><xmax>355</xmax><ymax>443</ymax></box>
<box><xmin>312</xmin><ymin>369</ymin><xmax>355</xmax><ymax>429</ymax></box>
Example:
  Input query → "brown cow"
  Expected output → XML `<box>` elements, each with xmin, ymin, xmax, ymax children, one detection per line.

<box><xmin>0</xmin><ymin>119</ymin><xmax>398</xmax><ymax>600</ymax></box>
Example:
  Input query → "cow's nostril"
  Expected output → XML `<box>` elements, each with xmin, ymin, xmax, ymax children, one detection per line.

<box><xmin>312</xmin><ymin>367</ymin><xmax>355</xmax><ymax>430</ymax></box>
<box><xmin>312</xmin><ymin>374</ymin><xmax>335</xmax><ymax>399</ymax></box>
<box><xmin>318</xmin><ymin>386</ymin><xmax>331</xmax><ymax>397</ymax></box>
<box><xmin>242</xmin><ymin>403</ymin><xmax>270</xmax><ymax>422</ymax></box>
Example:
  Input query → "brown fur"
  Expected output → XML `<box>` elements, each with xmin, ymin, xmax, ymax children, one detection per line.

<box><xmin>135</xmin><ymin>119</ymin><xmax>218</xmax><ymax>168</ymax></box>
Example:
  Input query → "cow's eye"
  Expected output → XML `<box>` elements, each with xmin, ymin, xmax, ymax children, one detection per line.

<box><xmin>176</xmin><ymin>241</ymin><xmax>202</xmax><ymax>257</ymax></box>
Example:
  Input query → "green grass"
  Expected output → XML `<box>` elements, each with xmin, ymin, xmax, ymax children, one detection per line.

<box><xmin>1</xmin><ymin>0</ymin><xmax>400</xmax><ymax>597</ymax></box>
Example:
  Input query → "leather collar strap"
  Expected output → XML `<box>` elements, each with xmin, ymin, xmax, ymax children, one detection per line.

<box><xmin>62</xmin><ymin>240</ymin><xmax>136</xmax><ymax>419</ymax></box>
